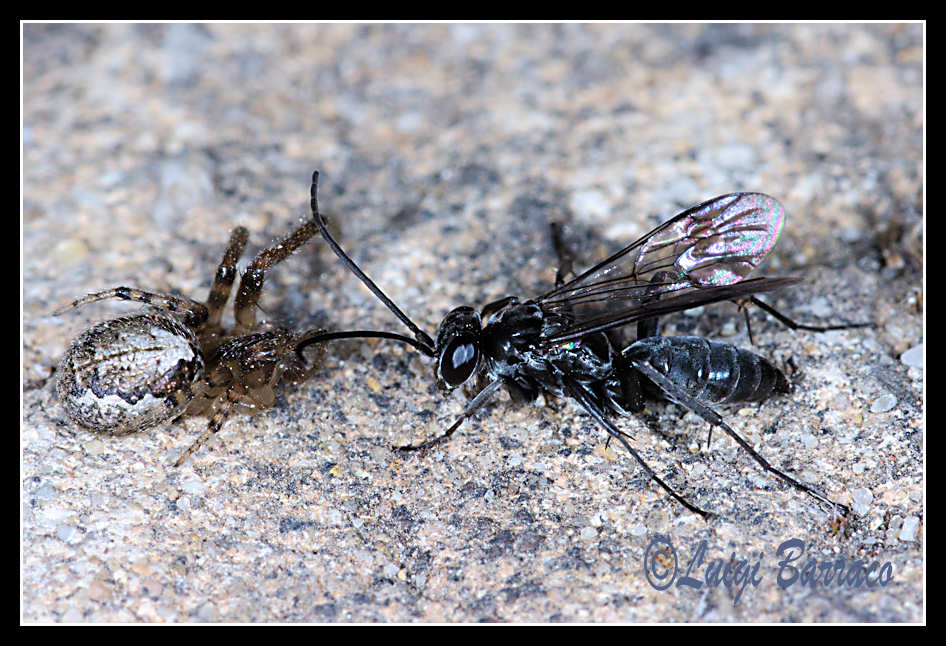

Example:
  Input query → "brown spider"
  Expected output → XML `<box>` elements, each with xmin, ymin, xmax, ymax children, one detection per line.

<box><xmin>56</xmin><ymin>216</ymin><xmax>328</xmax><ymax>466</ymax></box>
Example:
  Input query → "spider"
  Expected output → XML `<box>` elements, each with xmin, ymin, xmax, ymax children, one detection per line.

<box><xmin>55</xmin><ymin>215</ymin><xmax>329</xmax><ymax>466</ymax></box>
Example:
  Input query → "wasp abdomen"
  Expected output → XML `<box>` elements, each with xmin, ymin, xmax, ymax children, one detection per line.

<box><xmin>624</xmin><ymin>335</ymin><xmax>788</xmax><ymax>405</ymax></box>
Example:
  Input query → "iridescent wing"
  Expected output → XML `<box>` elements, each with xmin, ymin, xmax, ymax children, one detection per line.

<box><xmin>537</xmin><ymin>193</ymin><xmax>791</xmax><ymax>342</ymax></box>
<box><xmin>546</xmin><ymin>275</ymin><xmax>802</xmax><ymax>343</ymax></box>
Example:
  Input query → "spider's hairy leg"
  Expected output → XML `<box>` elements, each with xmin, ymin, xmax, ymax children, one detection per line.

<box><xmin>174</xmin><ymin>386</ymin><xmax>241</xmax><ymax>467</ymax></box>
<box><xmin>233</xmin><ymin>220</ymin><xmax>320</xmax><ymax>334</ymax></box>
<box><xmin>54</xmin><ymin>287</ymin><xmax>209</xmax><ymax>328</ymax></box>
<box><xmin>205</xmin><ymin>226</ymin><xmax>249</xmax><ymax>329</ymax></box>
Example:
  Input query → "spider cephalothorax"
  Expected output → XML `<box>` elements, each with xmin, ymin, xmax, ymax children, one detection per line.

<box><xmin>56</xmin><ymin>220</ymin><xmax>327</xmax><ymax>466</ymax></box>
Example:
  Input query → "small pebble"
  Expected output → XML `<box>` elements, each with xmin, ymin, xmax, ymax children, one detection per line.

<box><xmin>886</xmin><ymin>517</ymin><xmax>903</xmax><ymax>545</ymax></box>
<box><xmin>56</xmin><ymin>524</ymin><xmax>79</xmax><ymax>543</ymax></box>
<box><xmin>852</xmin><ymin>488</ymin><xmax>873</xmax><ymax>506</ymax></box>
<box><xmin>570</xmin><ymin>189</ymin><xmax>609</xmax><ymax>221</ymax></box>
<box><xmin>645</xmin><ymin>509</ymin><xmax>668</xmax><ymax>531</ymax></box>
<box><xmin>870</xmin><ymin>393</ymin><xmax>897</xmax><ymax>413</ymax></box>
<box><xmin>900</xmin><ymin>345</ymin><xmax>923</xmax><ymax>369</ymax></box>
<box><xmin>851</xmin><ymin>488</ymin><xmax>873</xmax><ymax>515</ymax></box>
<box><xmin>83</xmin><ymin>439</ymin><xmax>105</xmax><ymax>456</ymax></box>
<box><xmin>88</xmin><ymin>580</ymin><xmax>114</xmax><ymax>603</ymax></box>
<box><xmin>179</xmin><ymin>478</ymin><xmax>207</xmax><ymax>496</ymax></box>
<box><xmin>52</xmin><ymin>238</ymin><xmax>90</xmax><ymax>267</ymax></box>
<box><xmin>899</xmin><ymin>516</ymin><xmax>919</xmax><ymax>542</ymax></box>
<box><xmin>33</xmin><ymin>483</ymin><xmax>57</xmax><ymax>500</ymax></box>
<box><xmin>196</xmin><ymin>601</ymin><xmax>219</xmax><ymax>621</ymax></box>
<box><xmin>805</xmin><ymin>296</ymin><xmax>833</xmax><ymax>318</ymax></box>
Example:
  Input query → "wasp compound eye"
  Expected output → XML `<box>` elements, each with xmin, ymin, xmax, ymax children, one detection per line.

<box><xmin>435</xmin><ymin>306</ymin><xmax>482</xmax><ymax>388</ymax></box>
<box><xmin>438</xmin><ymin>336</ymin><xmax>480</xmax><ymax>387</ymax></box>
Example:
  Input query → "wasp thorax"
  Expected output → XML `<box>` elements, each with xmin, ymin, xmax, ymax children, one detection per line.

<box><xmin>436</xmin><ymin>306</ymin><xmax>482</xmax><ymax>388</ymax></box>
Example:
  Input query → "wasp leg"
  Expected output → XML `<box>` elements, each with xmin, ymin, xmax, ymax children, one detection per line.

<box><xmin>395</xmin><ymin>378</ymin><xmax>503</xmax><ymax>452</ymax></box>
<box><xmin>563</xmin><ymin>377</ymin><xmax>713</xmax><ymax>519</ymax></box>
<box><xmin>629</xmin><ymin>358</ymin><xmax>849</xmax><ymax>515</ymax></box>
<box><xmin>745</xmin><ymin>296</ymin><xmax>875</xmax><ymax>338</ymax></box>
<box><xmin>549</xmin><ymin>222</ymin><xmax>577</xmax><ymax>288</ymax></box>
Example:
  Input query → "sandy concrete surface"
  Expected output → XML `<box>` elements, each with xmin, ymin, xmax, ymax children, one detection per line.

<box><xmin>23</xmin><ymin>23</ymin><xmax>923</xmax><ymax>622</ymax></box>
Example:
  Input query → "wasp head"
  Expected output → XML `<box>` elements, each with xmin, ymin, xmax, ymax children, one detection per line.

<box><xmin>435</xmin><ymin>306</ymin><xmax>482</xmax><ymax>389</ymax></box>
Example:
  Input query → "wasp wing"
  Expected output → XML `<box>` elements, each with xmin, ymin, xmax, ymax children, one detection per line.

<box><xmin>539</xmin><ymin>193</ymin><xmax>786</xmax><ymax>320</ymax></box>
<box><xmin>544</xmin><ymin>275</ymin><xmax>802</xmax><ymax>344</ymax></box>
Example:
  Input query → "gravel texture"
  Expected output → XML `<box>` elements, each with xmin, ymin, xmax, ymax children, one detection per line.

<box><xmin>23</xmin><ymin>23</ymin><xmax>923</xmax><ymax>623</ymax></box>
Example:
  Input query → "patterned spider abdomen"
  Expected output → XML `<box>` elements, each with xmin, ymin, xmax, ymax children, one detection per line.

<box><xmin>57</xmin><ymin>313</ymin><xmax>205</xmax><ymax>435</ymax></box>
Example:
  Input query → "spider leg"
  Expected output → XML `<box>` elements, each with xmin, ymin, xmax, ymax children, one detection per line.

<box><xmin>54</xmin><ymin>287</ymin><xmax>208</xmax><ymax>327</ymax></box>
<box><xmin>174</xmin><ymin>386</ymin><xmax>241</xmax><ymax>466</ymax></box>
<box><xmin>233</xmin><ymin>219</ymin><xmax>321</xmax><ymax>334</ymax></box>
<box><xmin>205</xmin><ymin>226</ymin><xmax>249</xmax><ymax>328</ymax></box>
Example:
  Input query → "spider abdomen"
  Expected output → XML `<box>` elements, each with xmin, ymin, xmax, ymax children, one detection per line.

<box><xmin>56</xmin><ymin>313</ymin><xmax>205</xmax><ymax>435</ymax></box>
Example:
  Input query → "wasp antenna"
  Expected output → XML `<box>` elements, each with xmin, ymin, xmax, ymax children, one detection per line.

<box><xmin>309</xmin><ymin>170</ymin><xmax>436</xmax><ymax>352</ymax></box>
<box><xmin>310</xmin><ymin>170</ymin><xmax>320</xmax><ymax>216</ymax></box>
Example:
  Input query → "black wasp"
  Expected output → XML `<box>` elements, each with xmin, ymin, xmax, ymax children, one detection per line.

<box><xmin>302</xmin><ymin>171</ymin><xmax>867</xmax><ymax>518</ymax></box>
